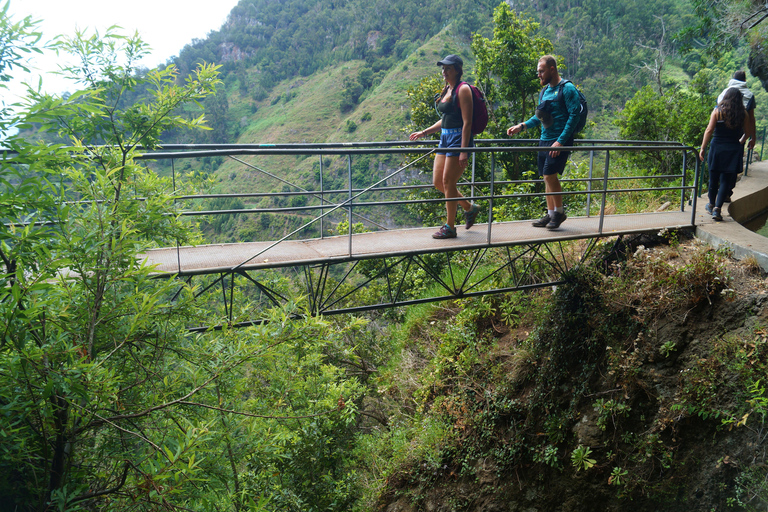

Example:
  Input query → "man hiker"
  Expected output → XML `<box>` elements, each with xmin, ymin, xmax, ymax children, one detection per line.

<box><xmin>506</xmin><ymin>55</ymin><xmax>581</xmax><ymax>229</ymax></box>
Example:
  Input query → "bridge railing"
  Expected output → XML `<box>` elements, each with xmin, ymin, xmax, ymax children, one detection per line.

<box><xmin>136</xmin><ymin>140</ymin><xmax>699</xmax><ymax>267</ymax></box>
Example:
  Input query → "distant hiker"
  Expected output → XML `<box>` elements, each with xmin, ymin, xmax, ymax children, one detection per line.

<box><xmin>699</xmin><ymin>87</ymin><xmax>755</xmax><ymax>221</ymax></box>
<box><xmin>506</xmin><ymin>55</ymin><xmax>582</xmax><ymax>230</ymax></box>
<box><xmin>409</xmin><ymin>54</ymin><xmax>480</xmax><ymax>239</ymax></box>
<box><xmin>717</xmin><ymin>70</ymin><xmax>757</xmax><ymax>151</ymax></box>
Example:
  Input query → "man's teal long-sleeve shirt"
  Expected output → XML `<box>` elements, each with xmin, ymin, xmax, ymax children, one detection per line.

<box><xmin>523</xmin><ymin>80</ymin><xmax>581</xmax><ymax>144</ymax></box>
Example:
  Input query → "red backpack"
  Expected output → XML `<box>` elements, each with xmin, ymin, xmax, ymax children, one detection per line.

<box><xmin>451</xmin><ymin>81</ymin><xmax>489</xmax><ymax>135</ymax></box>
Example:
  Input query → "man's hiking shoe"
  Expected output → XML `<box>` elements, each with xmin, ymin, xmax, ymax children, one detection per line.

<box><xmin>532</xmin><ymin>213</ymin><xmax>551</xmax><ymax>227</ymax></box>
<box><xmin>704</xmin><ymin>203</ymin><xmax>714</xmax><ymax>215</ymax></box>
<box><xmin>432</xmin><ymin>224</ymin><xmax>457</xmax><ymax>239</ymax></box>
<box><xmin>712</xmin><ymin>206</ymin><xmax>723</xmax><ymax>222</ymax></box>
<box><xmin>546</xmin><ymin>212</ymin><xmax>567</xmax><ymax>230</ymax></box>
<box><xmin>465</xmin><ymin>203</ymin><xmax>480</xmax><ymax>229</ymax></box>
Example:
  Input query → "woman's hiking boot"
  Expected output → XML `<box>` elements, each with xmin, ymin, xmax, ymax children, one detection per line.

<box><xmin>432</xmin><ymin>224</ymin><xmax>457</xmax><ymax>239</ymax></box>
<box><xmin>464</xmin><ymin>203</ymin><xmax>480</xmax><ymax>229</ymax></box>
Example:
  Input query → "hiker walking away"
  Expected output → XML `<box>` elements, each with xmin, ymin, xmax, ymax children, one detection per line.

<box><xmin>716</xmin><ymin>70</ymin><xmax>758</xmax><ymax>202</ymax></box>
<box><xmin>506</xmin><ymin>55</ymin><xmax>581</xmax><ymax>230</ymax></box>
<box><xmin>409</xmin><ymin>54</ymin><xmax>480</xmax><ymax>239</ymax></box>
<box><xmin>718</xmin><ymin>70</ymin><xmax>757</xmax><ymax>152</ymax></box>
<box><xmin>699</xmin><ymin>87</ymin><xmax>754</xmax><ymax>221</ymax></box>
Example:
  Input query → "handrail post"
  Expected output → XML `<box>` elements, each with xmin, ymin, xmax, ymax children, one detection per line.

<box><xmin>587</xmin><ymin>149</ymin><xmax>594</xmax><ymax>217</ymax></box>
<box><xmin>691</xmin><ymin>155</ymin><xmax>700</xmax><ymax>226</ymax></box>
<box><xmin>745</xmin><ymin>147</ymin><xmax>751</xmax><ymax>176</ymax></box>
<box><xmin>348</xmin><ymin>154</ymin><xmax>353</xmax><ymax>257</ymax></box>
<box><xmin>319</xmin><ymin>154</ymin><xmax>324</xmax><ymax>239</ymax></box>
<box><xmin>486</xmin><ymin>152</ymin><xmax>495</xmax><ymax>244</ymax></box>
<box><xmin>598</xmin><ymin>150</ymin><xmax>610</xmax><ymax>235</ymax></box>
<box><xmin>681</xmin><ymin>150</ymin><xmax>687</xmax><ymax>211</ymax></box>
<box><xmin>471</xmin><ymin>150</ymin><xmax>476</xmax><ymax>202</ymax></box>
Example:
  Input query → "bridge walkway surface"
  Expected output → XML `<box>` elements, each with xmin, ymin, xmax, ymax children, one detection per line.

<box><xmin>142</xmin><ymin>211</ymin><xmax>694</xmax><ymax>276</ymax></box>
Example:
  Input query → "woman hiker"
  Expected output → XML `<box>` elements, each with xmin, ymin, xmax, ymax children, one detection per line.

<box><xmin>409</xmin><ymin>54</ymin><xmax>479</xmax><ymax>239</ymax></box>
<box><xmin>699</xmin><ymin>87</ymin><xmax>754</xmax><ymax>221</ymax></box>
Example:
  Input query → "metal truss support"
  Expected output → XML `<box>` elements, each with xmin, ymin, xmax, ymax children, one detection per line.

<box><xmin>184</xmin><ymin>238</ymin><xmax>601</xmax><ymax>332</ymax></box>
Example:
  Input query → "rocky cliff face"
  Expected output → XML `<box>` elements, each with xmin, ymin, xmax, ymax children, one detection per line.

<box><xmin>749</xmin><ymin>41</ymin><xmax>768</xmax><ymax>94</ymax></box>
<box><xmin>374</xmin><ymin>234</ymin><xmax>768</xmax><ymax>512</ymax></box>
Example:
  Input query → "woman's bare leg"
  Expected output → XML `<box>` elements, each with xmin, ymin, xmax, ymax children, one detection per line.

<box><xmin>440</xmin><ymin>156</ymin><xmax>471</xmax><ymax>227</ymax></box>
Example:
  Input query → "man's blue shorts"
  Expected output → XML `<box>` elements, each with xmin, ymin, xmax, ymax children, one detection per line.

<box><xmin>437</xmin><ymin>127</ymin><xmax>474</xmax><ymax>157</ymax></box>
<box><xmin>537</xmin><ymin>138</ymin><xmax>573</xmax><ymax>176</ymax></box>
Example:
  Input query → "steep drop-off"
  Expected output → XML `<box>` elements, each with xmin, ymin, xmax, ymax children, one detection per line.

<box><xmin>364</xmin><ymin>233</ymin><xmax>768</xmax><ymax>511</ymax></box>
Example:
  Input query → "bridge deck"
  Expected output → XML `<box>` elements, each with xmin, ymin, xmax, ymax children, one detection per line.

<box><xmin>142</xmin><ymin>211</ymin><xmax>695</xmax><ymax>276</ymax></box>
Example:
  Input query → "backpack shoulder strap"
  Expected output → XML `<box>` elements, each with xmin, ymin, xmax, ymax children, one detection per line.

<box><xmin>540</xmin><ymin>80</ymin><xmax>565</xmax><ymax>102</ymax></box>
<box><xmin>452</xmin><ymin>81</ymin><xmax>468</xmax><ymax>101</ymax></box>
<box><xmin>556</xmin><ymin>80</ymin><xmax>578</xmax><ymax>107</ymax></box>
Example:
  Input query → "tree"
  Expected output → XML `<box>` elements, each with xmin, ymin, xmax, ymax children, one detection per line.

<box><xmin>0</xmin><ymin>25</ymin><xmax>228</xmax><ymax>509</ymax></box>
<box><xmin>615</xmin><ymin>83</ymin><xmax>711</xmax><ymax>177</ymax></box>
<box><xmin>1</xmin><ymin>18</ymin><xmax>368</xmax><ymax>510</ymax></box>
<box><xmin>676</xmin><ymin>0</ymin><xmax>768</xmax><ymax>92</ymax></box>
<box><xmin>471</xmin><ymin>3</ymin><xmax>554</xmax><ymax>135</ymax></box>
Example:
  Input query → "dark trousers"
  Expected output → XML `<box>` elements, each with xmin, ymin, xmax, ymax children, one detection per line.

<box><xmin>708</xmin><ymin>170</ymin><xmax>737</xmax><ymax>208</ymax></box>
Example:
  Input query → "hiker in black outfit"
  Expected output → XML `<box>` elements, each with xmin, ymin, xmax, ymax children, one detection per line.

<box><xmin>409</xmin><ymin>54</ymin><xmax>479</xmax><ymax>239</ymax></box>
<box><xmin>716</xmin><ymin>70</ymin><xmax>758</xmax><ymax>203</ymax></box>
<box><xmin>699</xmin><ymin>87</ymin><xmax>754</xmax><ymax>221</ymax></box>
<box><xmin>506</xmin><ymin>55</ymin><xmax>581</xmax><ymax>230</ymax></box>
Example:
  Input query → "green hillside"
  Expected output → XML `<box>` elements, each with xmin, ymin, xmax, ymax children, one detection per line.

<box><xmin>162</xmin><ymin>0</ymin><xmax>766</xmax><ymax>183</ymax></box>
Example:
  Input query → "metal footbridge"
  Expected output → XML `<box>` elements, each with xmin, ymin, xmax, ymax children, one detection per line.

<box><xmin>136</xmin><ymin>140</ymin><xmax>701</xmax><ymax>330</ymax></box>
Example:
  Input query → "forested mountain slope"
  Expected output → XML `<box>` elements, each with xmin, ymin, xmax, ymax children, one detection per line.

<box><xmin>165</xmin><ymin>0</ymin><xmax>717</xmax><ymax>147</ymax></box>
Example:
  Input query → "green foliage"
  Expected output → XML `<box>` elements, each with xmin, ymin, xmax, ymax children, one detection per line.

<box><xmin>659</xmin><ymin>339</ymin><xmax>677</xmax><ymax>358</ymax></box>
<box><xmin>571</xmin><ymin>445</ymin><xmax>596</xmax><ymax>472</ymax></box>
<box><xmin>605</xmin><ymin>244</ymin><xmax>731</xmax><ymax>322</ymax></box>
<box><xmin>472</xmin><ymin>3</ymin><xmax>554</xmax><ymax>133</ymax></box>
<box><xmin>531</xmin><ymin>268</ymin><xmax>607</xmax><ymax>399</ymax></box>
<box><xmin>174</xmin><ymin>0</ymin><xmax>494</xmax><ymax>101</ymax></box>
<box><xmin>0</xmin><ymin>26</ymin><xmax>226</xmax><ymax>510</ymax></box>
<box><xmin>615</xmin><ymin>83</ymin><xmax>711</xmax><ymax>177</ymax></box>
<box><xmin>491</xmin><ymin>169</ymin><xmax>544</xmax><ymax>222</ymax></box>
<box><xmin>532</xmin><ymin>444</ymin><xmax>562</xmax><ymax>469</ymax></box>
<box><xmin>594</xmin><ymin>399</ymin><xmax>632</xmax><ymax>431</ymax></box>
<box><xmin>0</xmin><ymin>24</ymin><xmax>370</xmax><ymax>511</ymax></box>
<box><xmin>609</xmin><ymin>466</ymin><xmax>629</xmax><ymax>488</ymax></box>
<box><xmin>616</xmin><ymin>84</ymin><xmax>711</xmax><ymax>147</ymax></box>
<box><xmin>406</xmin><ymin>73</ymin><xmax>443</xmax><ymax>136</ymax></box>
<box><xmin>674</xmin><ymin>0</ymin><xmax>764</xmax><ymax>60</ymax></box>
<box><xmin>0</xmin><ymin>1</ymin><xmax>41</xmax><ymax>87</ymax></box>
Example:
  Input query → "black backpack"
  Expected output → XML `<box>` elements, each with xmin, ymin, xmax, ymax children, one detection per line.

<box><xmin>538</xmin><ymin>79</ymin><xmax>588</xmax><ymax>134</ymax></box>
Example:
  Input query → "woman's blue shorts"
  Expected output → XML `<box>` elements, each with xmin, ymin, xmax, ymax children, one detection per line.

<box><xmin>437</xmin><ymin>127</ymin><xmax>473</xmax><ymax>157</ymax></box>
